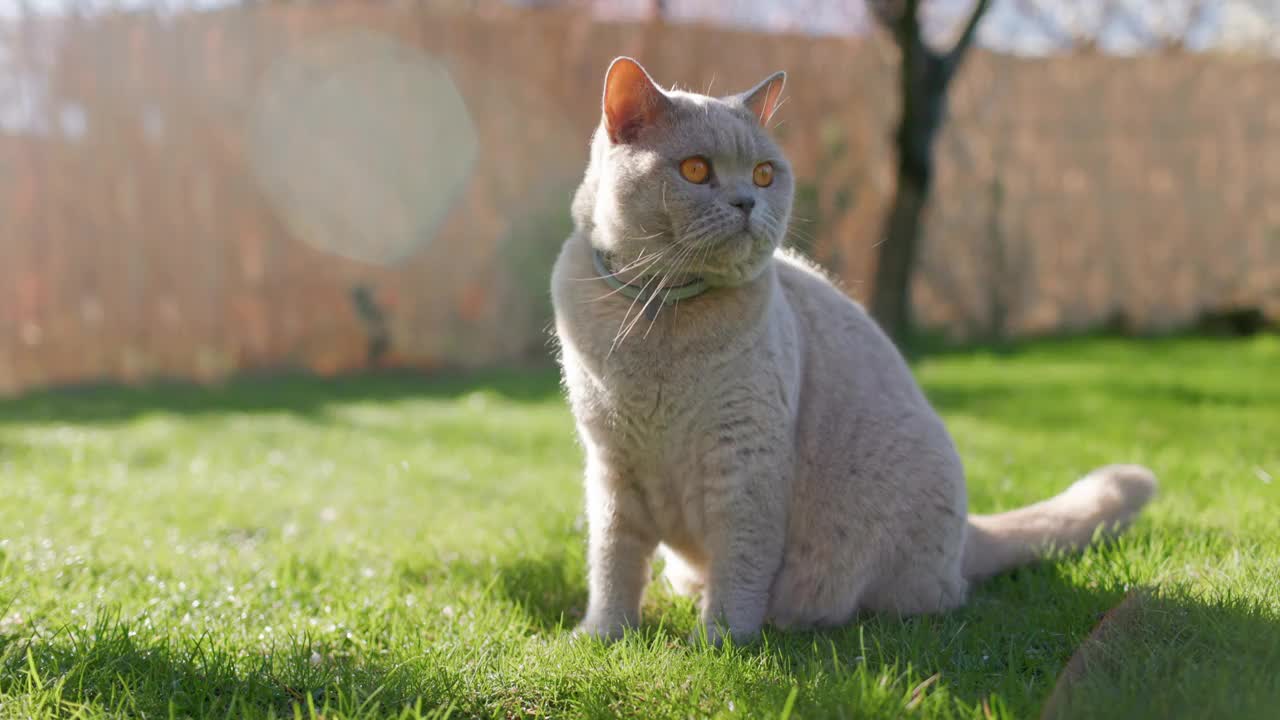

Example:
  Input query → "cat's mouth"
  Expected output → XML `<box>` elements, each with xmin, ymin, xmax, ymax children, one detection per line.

<box><xmin>694</xmin><ymin>231</ymin><xmax>778</xmax><ymax>287</ymax></box>
<box><xmin>693</xmin><ymin>220</ymin><xmax>761</xmax><ymax>252</ymax></box>
<box><xmin>658</xmin><ymin>215</ymin><xmax>779</xmax><ymax>287</ymax></box>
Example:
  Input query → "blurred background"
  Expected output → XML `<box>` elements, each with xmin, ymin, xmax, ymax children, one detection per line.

<box><xmin>1</xmin><ymin>0</ymin><xmax>1277</xmax><ymax>395</ymax></box>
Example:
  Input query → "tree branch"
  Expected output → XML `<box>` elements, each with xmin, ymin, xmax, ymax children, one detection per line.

<box><xmin>942</xmin><ymin>0</ymin><xmax>991</xmax><ymax>77</ymax></box>
<box><xmin>1162</xmin><ymin>0</ymin><xmax>1211</xmax><ymax>51</ymax></box>
<box><xmin>1016</xmin><ymin>0</ymin><xmax>1114</xmax><ymax>53</ymax></box>
<box><xmin>1014</xmin><ymin>0</ymin><xmax>1074</xmax><ymax>49</ymax></box>
<box><xmin>869</xmin><ymin>0</ymin><xmax>921</xmax><ymax>49</ymax></box>
<box><xmin>868</xmin><ymin>0</ymin><xmax>904</xmax><ymax>33</ymax></box>
<box><xmin>1107</xmin><ymin>1</ymin><xmax>1161</xmax><ymax>49</ymax></box>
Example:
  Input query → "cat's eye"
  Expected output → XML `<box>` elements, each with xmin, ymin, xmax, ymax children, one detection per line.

<box><xmin>753</xmin><ymin>162</ymin><xmax>775</xmax><ymax>188</ymax></box>
<box><xmin>680</xmin><ymin>156</ymin><xmax>711</xmax><ymax>184</ymax></box>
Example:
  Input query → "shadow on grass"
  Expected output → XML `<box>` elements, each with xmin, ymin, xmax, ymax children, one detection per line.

<box><xmin>926</xmin><ymin>377</ymin><xmax>1276</xmax><ymax>416</ymax></box>
<box><xmin>480</xmin><ymin>544</ymin><xmax>1280</xmax><ymax>718</ymax></box>
<box><xmin>779</xmin><ymin>567</ymin><xmax>1278</xmax><ymax>718</ymax></box>
<box><xmin>906</xmin><ymin>329</ymin><xmax>1277</xmax><ymax>362</ymax></box>
<box><xmin>920</xmin><ymin>375</ymin><xmax>1279</xmax><ymax>437</ymax></box>
<box><xmin>0</xmin><ymin>615</ymin><xmax>467</xmax><ymax>719</ymax></box>
<box><xmin>0</xmin><ymin>367</ymin><xmax>562</xmax><ymax>426</ymax></box>
<box><xmin>493</xmin><ymin>552</ymin><xmax>588</xmax><ymax>632</ymax></box>
<box><xmin>1037</xmin><ymin>590</ymin><xmax>1280</xmax><ymax>720</ymax></box>
<box><xmin>7</xmin><ymin>560</ymin><xmax>1278</xmax><ymax>719</ymax></box>
<box><xmin>5</xmin><ymin>335</ymin><xmax>1271</xmax><ymax>429</ymax></box>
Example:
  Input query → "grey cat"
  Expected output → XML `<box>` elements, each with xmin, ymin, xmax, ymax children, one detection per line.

<box><xmin>550</xmin><ymin>57</ymin><xmax>1157</xmax><ymax>645</ymax></box>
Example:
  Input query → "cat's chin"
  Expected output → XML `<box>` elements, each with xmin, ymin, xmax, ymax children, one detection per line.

<box><xmin>699</xmin><ymin>234</ymin><xmax>778</xmax><ymax>287</ymax></box>
<box><xmin>702</xmin><ymin>254</ymin><xmax>775</xmax><ymax>288</ymax></box>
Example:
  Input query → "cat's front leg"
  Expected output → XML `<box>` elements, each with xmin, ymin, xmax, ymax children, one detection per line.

<box><xmin>574</xmin><ymin>462</ymin><xmax>658</xmax><ymax>641</ymax></box>
<box><xmin>698</xmin><ymin>465</ymin><xmax>788</xmax><ymax>646</ymax></box>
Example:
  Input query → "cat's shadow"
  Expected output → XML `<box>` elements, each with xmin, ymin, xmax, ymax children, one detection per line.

<box><xmin>492</xmin><ymin>551</ymin><xmax>591</xmax><ymax>632</ymax></box>
<box><xmin>10</xmin><ymin>545</ymin><xmax>1276</xmax><ymax>719</ymax></box>
<box><xmin>492</xmin><ymin>540</ymin><xmax>1280</xmax><ymax>717</ymax></box>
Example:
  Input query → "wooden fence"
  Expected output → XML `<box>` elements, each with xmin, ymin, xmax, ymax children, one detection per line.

<box><xmin>1</xmin><ymin>3</ymin><xmax>1276</xmax><ymax>393</ymax></box>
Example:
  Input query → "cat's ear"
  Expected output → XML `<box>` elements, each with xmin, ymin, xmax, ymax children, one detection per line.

<box><xmin>603</xmin><ymin>57</ymin><xmax>671</xmax><ymax>144</ymax></box>
<box><xmin>739</xmin><ymin>71</ymin><xmax>787</xmax><ymax>126</ymax></box>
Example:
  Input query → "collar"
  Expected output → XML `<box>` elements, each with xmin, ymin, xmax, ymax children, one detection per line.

<box><xmin>592</xmin><ymin>247</ymin><xmax>709</xmax><ymax>306</ymax></box>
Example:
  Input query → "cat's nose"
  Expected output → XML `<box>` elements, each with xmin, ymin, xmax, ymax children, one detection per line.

<box><xmin>729</xmin><ymin>197</ymin><xmax>755</xmax><ymax>215</ymax></box>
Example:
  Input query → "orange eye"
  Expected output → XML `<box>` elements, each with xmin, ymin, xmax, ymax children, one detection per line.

<box><xmin>753</xmin><ymin>162</ymin><xmax>774</xmax><ymax>188</ymax></box>
<box><xmin>679</xmin><ymin>156</ymin><xmax>711</xmax><ymax>184</ymax></box>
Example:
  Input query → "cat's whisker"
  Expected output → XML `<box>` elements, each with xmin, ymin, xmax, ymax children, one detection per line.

<box><xmin>589</xmin><ymin>264</ymin><xmax>671</xmax><ymax>304</ymax></box>
<box><xmin>678</xmin><ymin>214</ymin><xmax>723</xmax><ymax>252</ymax></box>
<box><xmin>641</xmin><ymin>294</ymin><xmax>668</xmax><ymax>340</ymax></box>
<box><xmin>783</xmin><ymin>219</ymin><xmax>812</xmax><ymax>238</ymax></box>
<box><xmin>611</xmin><ymin>245</ymin><xmax>672</xmax><ymax>273</ymax></box>
<box><xmin>625</xmin><ymin>248</ymin><xmax>690</xmax><ymax>342</ymax></box>
<box><xmin>632</xmin><ymin>237</ymin><xmax>705</xmax><ymax>341</ymax></box>
<box><xmin>626</xmin><ymin>229</ymin><xmax>667</xmax><ymax>242</ymax></box>
<box><xmin>625</xmin><ymin>291</ymin><xmax>663</xmax><ymax>342</ymax></box>
<box><xmin>787</xmin><ymin>227</ymin><xmax>817</xmax><ymax>245</ymax></box>
<box><xmin>581</xmin><ymin>231</ymin><xmax>713</xmax><ymax>309</ymax></box>
<box><xmin>633</xmin><ymin>272</ymin><xmax>689</xmax><ymax>341</ymax></box>
<box><xmin>584</xmin><ymin>249</ymin><xmax>682</xmax><ymax>309</ymax></box>
<box><xmin>643</xmin><ymin>241</ymin><xmax>714</xmax><ymax>336</ymax></box>
<box><xmin>690</xmin><ymin>231</ymin><xmax>717</xmax><ymax>282</ymax></box>
<box><xmin>609</xmin><ymin>262</ymin><xmax>671</xmax><ymax>354</ymax></box>
<box><xmin>573</xmin><ymin>246</ymin><xmax>670</xmax><ymax>286</ymax></box>
<box><xmin>680</xmin><ymin>215</ymin><xmax>713</xmax><ymax>242</ymax></box>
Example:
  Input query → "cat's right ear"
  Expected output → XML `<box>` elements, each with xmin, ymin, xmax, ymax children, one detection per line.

<box><xmin>603</xmin><ymin>57</ymin><xmax>670</xmax><ymax>144</ymax></box>
<box><xmin>739</xmin><ymin>71</ymin><xmax>787</xmax><ymax>127</ymax></box>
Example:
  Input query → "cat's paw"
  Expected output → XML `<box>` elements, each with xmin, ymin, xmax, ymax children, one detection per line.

<box><xmin>689</xmin><ymin>621</ymin><xmax>760</xmax><ymax>648</ymax></box>
<box><xmin>571</xmin><ymin>618</ymin><xmax>629</xmax><ymax>642</ymax></box>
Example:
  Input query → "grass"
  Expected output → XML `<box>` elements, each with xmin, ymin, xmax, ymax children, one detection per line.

<box><xmin>0</xmin><ymin>336</ymin><xmax>1277</xmax><ymax>719</ymax></box>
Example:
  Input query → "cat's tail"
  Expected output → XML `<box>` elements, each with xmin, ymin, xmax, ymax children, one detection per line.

<box><xmin>962</xmin><ymin>464</ymin><xmax>1157</xmax><ymax>581</ymax></box>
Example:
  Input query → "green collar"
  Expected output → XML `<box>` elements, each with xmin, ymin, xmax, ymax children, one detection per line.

<box><xmin>592</xmin><ymin>248</ymin><xmax>709</xmax><ymax>306</ymax></box>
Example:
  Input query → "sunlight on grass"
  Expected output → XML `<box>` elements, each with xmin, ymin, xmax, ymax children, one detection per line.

<box><xmin>1</xmin><ymin>339</ymin><xmax>1277</xmax><ymax>718</ymax></box>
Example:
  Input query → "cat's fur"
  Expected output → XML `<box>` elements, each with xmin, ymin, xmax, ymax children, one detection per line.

<box><xmin>551</xmin><ymin>58</ymin><xmax>1157</xmax><ymax>644</ymax></box>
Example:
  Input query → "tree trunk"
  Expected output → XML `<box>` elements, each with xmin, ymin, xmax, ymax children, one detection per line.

<box><xmin>870</xmin><ymin>155</ymin><xmax>929</xmax><ymax>344</ymax></box>
<box><xmin>871</xmin><ymin>51</ymin><xmax>941</xmax><ymax>343</ymax></box>
<box><xmin>869</xmin><ymin>0</ymin><xmax>991</xmax><ymax>346</ymax></box>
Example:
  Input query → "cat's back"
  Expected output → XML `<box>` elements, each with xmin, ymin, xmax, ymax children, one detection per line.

<box><xmin>772</xmin><ymin>250</ymin><xmax>922</xmax><ymax>406</ymax></box>
<box><xmin>768</xmin><ymin>250</ymin><xmax>967</xmax><ymax>618</ymax></box>
<box><xmin>770</xmin><ymin>248</ymin><xmax>959</xmax><ymax>483</ymax></box>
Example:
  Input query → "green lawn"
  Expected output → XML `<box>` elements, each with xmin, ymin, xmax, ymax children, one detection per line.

<box><xmin>1</xmin><ymin>337</ymin><xmax>1277</xmax><ymax>719</ymax></box>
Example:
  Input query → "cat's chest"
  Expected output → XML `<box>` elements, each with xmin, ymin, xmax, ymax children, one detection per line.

<box><xmin>562</xmin><ymin>328</ymin><xmax>795</xmax><ymax>555</ymax></box>
<box><xmin>562</xmin><ymin>315</ymin><xmax>790</xmax><ymax>471</ymax></box>
<box><xmin>573</xmin><ymin>359</ymin><xmax>710</xmax><ymax>471</ymax></box>
<box><xmin>573</xmin><ymin>363</ymin><xmax>724</xmax><ymax>553</ymax></box>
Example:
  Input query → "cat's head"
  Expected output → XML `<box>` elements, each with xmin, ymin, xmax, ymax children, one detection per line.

<box><xmin>575</xmin><ymin>57</ymin><xmax>792</xmax><ymax>288</ymax></box>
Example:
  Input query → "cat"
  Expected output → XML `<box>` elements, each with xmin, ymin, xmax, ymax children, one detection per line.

<box><xmin>550</xmin><ymin>57</ymin><xmax>1157</xmax><ymax>645</ymax></box>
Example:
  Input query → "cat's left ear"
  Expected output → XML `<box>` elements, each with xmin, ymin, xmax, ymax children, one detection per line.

<box><xmin>603</xmin><ymin>57</ymin><xmax>672</xmax><ymax>144</ymax></box>
<box><xmin>738</xmin><ymin>71</ymin><xmax>787</xmax><ymax>126</ymax></box>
